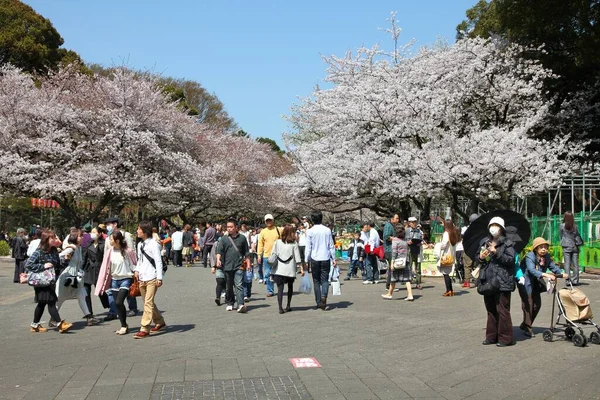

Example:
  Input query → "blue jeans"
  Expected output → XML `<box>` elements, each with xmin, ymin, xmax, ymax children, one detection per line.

<box><xmin>311</xmin><ymin>260</ymin><xmax>331</xmax><ymax>305</ymax></box>
<box><xmin>225</xmin><ymin>269</ymin><xmax>245</xmax><ymax>307</ymax></box>
<box><xmin>347</xmin><ymin>259</ymin><xmax>362</xmax><ymax>278</ymax></box>
<box><xmin>365</xmin><ymin>255</ymin><xmax>380</xmax><ymax>282</ymax></box>
<box><xmin>243</xmin><ymin>267</ymin><xmax>253</xmax><ymax>298</ymax></box>
<box><xmin>263</xmin><ymin>259</ymin><xmax>274</xmax><ymax>295</ymax></box>
<box><xmin>107</xmin><ymin>279</ymin><xmax>137</xmax><ymax>315</ymax></box>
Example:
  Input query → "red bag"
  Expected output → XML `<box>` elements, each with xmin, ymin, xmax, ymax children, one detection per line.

<box><xmin>364</xmin><ymin>244</ymin><xmax>371</xmax><ymax>254</ymax></box>
<box><xmin>372</xmin><ymin>246</ymin><xmax>385</xmax><ymax>260</ymax></box>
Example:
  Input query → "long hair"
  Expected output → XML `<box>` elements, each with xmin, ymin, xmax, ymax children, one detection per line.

<box><xmin>281</xmin><ymin>225</ymin><xmax>297</xmax><ymax>244</ymax></box>
<box><xmin>444</xmin><ymin>220</ymin><xmax>459</xmax><ymax>246</ymax></box>
<box><xmin>39</xmin><ymin>229</ymin><xmax>56</xmax><ymax>252</ymax></box>
<box><xmin>111</xmin><ymin>229</ymin><xmax>127</xmax><ymax>254</ymax></box>
<box><xmin>564</xmin><ymin>211</ymin><xmax>575</xmax><ymax>232</ymax></box>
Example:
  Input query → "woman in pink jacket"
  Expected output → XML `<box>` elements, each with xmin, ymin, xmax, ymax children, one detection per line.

<box><xmin>96</xmin><ymin>230</ymin><xmax>137</xmax><ymax>335</ymax></box>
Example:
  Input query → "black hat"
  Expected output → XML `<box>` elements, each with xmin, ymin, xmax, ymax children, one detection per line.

<box><xmin>105</xmin><ymin>216</ymin><xmax>119</xmax><ymax>224</ymax></box>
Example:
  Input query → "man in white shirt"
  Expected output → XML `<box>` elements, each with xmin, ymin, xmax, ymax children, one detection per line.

<box><xmin>305</xmin><ymin>211</ymin><xmax>336</xmax><ymax>310</ymax></box>
<box><xmin>363</xmin><ymin>222</ymin><xmax>381</xmax><ymax>284</ymax></box>
<box><xmin>171</xmin><ymin>226</ymin><xmax>184</xmax><ymax>267</ymax></box>
<box><xmin>134</xmin><ymin>221</ymin><xmax>166</xmax><ymax>339</ymax></box>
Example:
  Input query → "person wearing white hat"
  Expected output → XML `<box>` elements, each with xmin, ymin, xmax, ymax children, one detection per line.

<box><xmin>478</xmin><ymin>216</ymin><xmax>517</xmax><ymax>347</ymax></box>
<box><xmin>257</xmin><ymin>214</ymin><xmax>282</xmax><ymax>297</ymax></box>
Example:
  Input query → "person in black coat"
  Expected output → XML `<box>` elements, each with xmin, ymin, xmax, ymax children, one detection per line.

<box><xmin>12</xmin><ymin>228</ymin><xmax>28</xmax><ymax>283</ymax></box>
<box><xmin>82</xmin><ymin>227</ymin><xmax>108</xmax><ymax>316</ymax></box>
<box><xmin>478</xmin><ymin>217</ymin><xmax>516</xmax><ymax>347</ymax></box>
<box><xmin>344</xmin><ymin>231</ymin><xmax>365</xmax><ymax>280</ymax></box>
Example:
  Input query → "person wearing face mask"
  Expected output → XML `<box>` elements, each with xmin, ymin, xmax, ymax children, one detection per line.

<box><xmin>479</xmin><ymin>217</ymin><xmax>517</xmax><ymax>347</ymax></box>
<box><xmin>518</xmin><ymin>237</ymin><xmax>567</xmax><ymax>338</ymax></box>
<box><xmin>82</xmin><ymin>227</ymin><xmax>107</xmax><ymax>320</ymax></box>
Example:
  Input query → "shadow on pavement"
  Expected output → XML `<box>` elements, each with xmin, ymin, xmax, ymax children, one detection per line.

<box><xmin>164</xmin><ymin>324</ymin><xmax>195</xmax><ymax>333</ymax></box>
<box><xmin>247</xmin><ymin>304</ymin><xmax>271</xmax><ymax>311</ymax></box>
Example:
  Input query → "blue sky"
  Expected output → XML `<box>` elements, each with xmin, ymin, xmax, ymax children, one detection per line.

<box><xmin>24</xmin><ymin>0</ymin><xmax>475</xmax><ymax>147</ymax></box>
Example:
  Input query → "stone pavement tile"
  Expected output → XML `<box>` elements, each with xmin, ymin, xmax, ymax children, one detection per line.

<box><xmin>329</xmin><ymin>378</ymin><xmax>371</xmax><ymax>393</ymax></box>
<box><xmin>65</xmin><ymin>364</ymin><xmax>106</xmax><ymax>387</ymax></box>
<box><xmin>372</xmin><ymin>388</ymin><xmax>412</xmax><ymax>399</ymax></box>
<box><xmin>262</xmin><ymin>357</ymin><xmax>296</xmax><ymax>377</ymax></box>
<box><xmin>86</xmin><ymin>384</ymin><xmax>124</xmax><ymax>400</ymax></box>
<box><xmin>359</xmin><ymin>377</ymin><xmax>401</xmax><ymax>392</ymax></box>
<box><xmin>126</xmin><ymin>362</ymin><xmax>160</xmax><ymax>385</ymax></box>
<box><xmin>302</xmin><ymin>378</ymin><xmax>341</xmax><ymax>396</ymax></box>
<box><xmin>155</xmin><ymin>359</ymin><xmax>185</xmax><ymax>383</ymax></box>
<box><xmin>342</xmin><ymin>393</ymin><xmax>380</xmax><ymax>400</ymax></box>
<box><xmin>22</xmin><ymin>365</ymin><xmax>79</xmax><ymax>400</ymax></box>
<box><xmin>402</xmin><ymin>387</ymin><xmax>445</xmax><ymax>398</ymax></box>
<box><xmin>54</xmin><ymin>385</ymin><xmax>94</xmax><ymax>400</ymax></box>
<box><xmin>236</xmin><ymin>357</ymin><xmax>269</xmax><ymax>378</ymax></box>
<box><xmin>295</xmin><ymin>368</ymin><xmax>330</xmax><ymax>378</ymax></box>
<box><xmin>321</xmin><ymin>366</ymin><xmax>358</xmax><ymax>379</ymax></box>
<box><xmin>211</xmin><ymin>357</ymin><xmax>241</xmax><ymax>380</ymax></box>
<box><xmin>183</xmin><ymin>359</ymin><xmax>212</xmax><ymax>381</ymax></box>
<box><xmin>117</xmin><ymin>382</ymin><xmax>153</xmax><ymax>400</ymax></box>
<box><xmin>387</xmin><ymin>375</ymin><xmax>429</xmax><ymax>390</ymax></box>
<box><xmin>96</xmin><ymin>362</ymin><xmax>134</xmax><ymax>387</ymax></box>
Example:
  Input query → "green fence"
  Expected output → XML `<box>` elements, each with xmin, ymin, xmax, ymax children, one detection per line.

<box><xmin>529</xmin><ymin>211</ymin><xmax>600</xmax><ymax>269</ymax></box>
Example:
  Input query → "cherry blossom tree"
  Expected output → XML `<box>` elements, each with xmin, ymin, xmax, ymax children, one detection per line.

<box><xmin>283</xmin><ymin>17</ymin><xmax>586</xmax><ymax>219</ymax></box>
<box><xmin>0</xmin><ymin>64</ymin><xmax>285</xmax><ymax>225</ymax></box>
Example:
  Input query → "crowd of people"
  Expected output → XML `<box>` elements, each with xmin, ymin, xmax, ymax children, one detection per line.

<box><xmin>7</xmin><ymin>210</ymin><xmax>584</xmax><ymax>347</ymax></box>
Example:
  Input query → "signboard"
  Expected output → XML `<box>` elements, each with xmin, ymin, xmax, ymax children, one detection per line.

<box><xmin>289</xmin><ymin>357</ymin><xmax>321</xmax><ymax>368</ymax></box>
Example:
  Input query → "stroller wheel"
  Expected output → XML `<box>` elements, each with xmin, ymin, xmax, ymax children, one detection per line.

<box><xmin>543</xmin><ymin>330</ymin><xmax>553</xmax><ymax>342</ymax></box>
<box><xmin>572</xmin><ymin>333</ymin><xmax>587</xmax><ymax>347</ymax></box>
<box><xmin>565</xmin><ymin>327</ymin><xmax>576</xmax><ymax>340</ymax></box>
<box><xmin>590</xmin><ymin>331</ymin><xmax>600</xmax><ymax>345</ymax></box>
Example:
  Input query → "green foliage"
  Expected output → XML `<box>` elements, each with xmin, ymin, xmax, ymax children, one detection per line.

<box><xmin>457</xmin><ymin>0</ymin><xmax>600</xmax><ymax>157</ymax></box>
<box><xmin>0</xmin><ymin>240</ymin><xmax>9</xmax><ymax>256</ymax></box>
<box><xmin>256</xmin><ymin>137</ymin><xmax>283</xmax><ymax>154</ymax></box>
<box><xmin>456</xmin><ymin>0</ymin><xmax>500</xmax><ymax>39</ymax></box>
<box><xmin>0</xmin><ymin>0</ymin><xmax>82</xmax><ymax>73</ymax></box>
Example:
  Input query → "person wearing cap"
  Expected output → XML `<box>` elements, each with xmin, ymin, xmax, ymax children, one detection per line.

<box><xmin>81</xmin><ymin>223</ymin><xmax>93</xmax><ymax>248</ymax></box>
<box><xmin>257</xmin><ymin>214</ymin><xmax>282</xmax><ymax>297</ymax></box>
<box><xmin>406</xmin><ymin>217</ymin><xmax>424</xmax><ymax>289</ymax></box>
<box><xmin>459</xmin><ymin>214</ymin><xmax>479</xmax><ymax>288</ymax></box>
<box><xmin>518</xmin><ymin>237</ymin><xmax>567</xmax><ymax>338</ymax></box>
<box><xmin>479</xmin><ymin>217</ymin><xmax>516</xmax><ymax>347</ymax></box>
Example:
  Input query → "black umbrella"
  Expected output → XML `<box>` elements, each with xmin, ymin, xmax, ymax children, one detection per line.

<box><xmin>462</xmin><ymin>210</ymin><xmax>531</xmax><ymax>260</ymax></box>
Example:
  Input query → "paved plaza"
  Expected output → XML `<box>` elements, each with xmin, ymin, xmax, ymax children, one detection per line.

<box><xmin>0</xmin><ymin>257</ymin><xmax>599</xmax><ymax>400</ymax></box>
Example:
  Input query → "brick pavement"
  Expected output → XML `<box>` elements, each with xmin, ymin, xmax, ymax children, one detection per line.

<box><xmin>0</xmin><ymin>257</ymin><xmax>599</xmax><ymax>400</ymax></box>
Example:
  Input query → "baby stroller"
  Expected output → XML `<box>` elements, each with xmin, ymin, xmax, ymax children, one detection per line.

<box><xmin>543</xmin><ymin>277</ymin><xmax>600</xmax><ymax>347</ymax></box>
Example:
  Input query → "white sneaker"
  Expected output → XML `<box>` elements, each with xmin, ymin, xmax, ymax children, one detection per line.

<box><xmin>374</xmin><ymin>280</ymin><xmax>379</xmax><ymax>284</ymax></box>
<box><xmin>394</xmin><ymin>288</ymin><xmax>400</xmax><ymax>292</ymax></box>
<box><xmin>362</xmin><ymin>281</ymin><xmax>372</xmax><ymax>285</ymax></box>
<box><xmin>237</xmin><ymin>305</ymin><xmax>247</xmax><ymax>313</ymax></box>
<box><xmin>226</xmin><ymin>305</ymin><xmax>233</xmax><ymax>311</ymax></box>
<box><xmin>244</xmin><ymin>297</ymin><xmax>249</xmax><ymax>302</ymax></box>
<box><xmin>258</xmin><ymin>279</ymin><xmax>264</xmax><ymax>283</ymax></box>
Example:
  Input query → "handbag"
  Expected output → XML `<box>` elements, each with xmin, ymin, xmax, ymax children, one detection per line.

<box><xmin>331</xmin><ymin>280</ymin><xmax>342</xmax><ymax>296</ymax></box>
<box><xmin>372</xmin><ymin>246</ymin><xmax>385</xmax><ymax>260</ymax></box>
<box><xmin>393</xmin><ymin>256</ymin><xmax>407</xmax><ymax>270</ymax></box>
<box><xmin>440</xmin><ymin>253</ymin><xmax>455</xmax><ymax>267</ymax></box>
<box><xmin>476</xmin><ymin>266</ymin><xmax>500</xmax><ymax>296</ymax></box>
<box><xmin>129</xmin><ymin>275</ymin><xmax>141</xmax><ymax>297</ymax></box>
<box><xmin>28</xmin><ymin>267</ymin><xmax>56</xmax><ymax>287</ymax></box>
